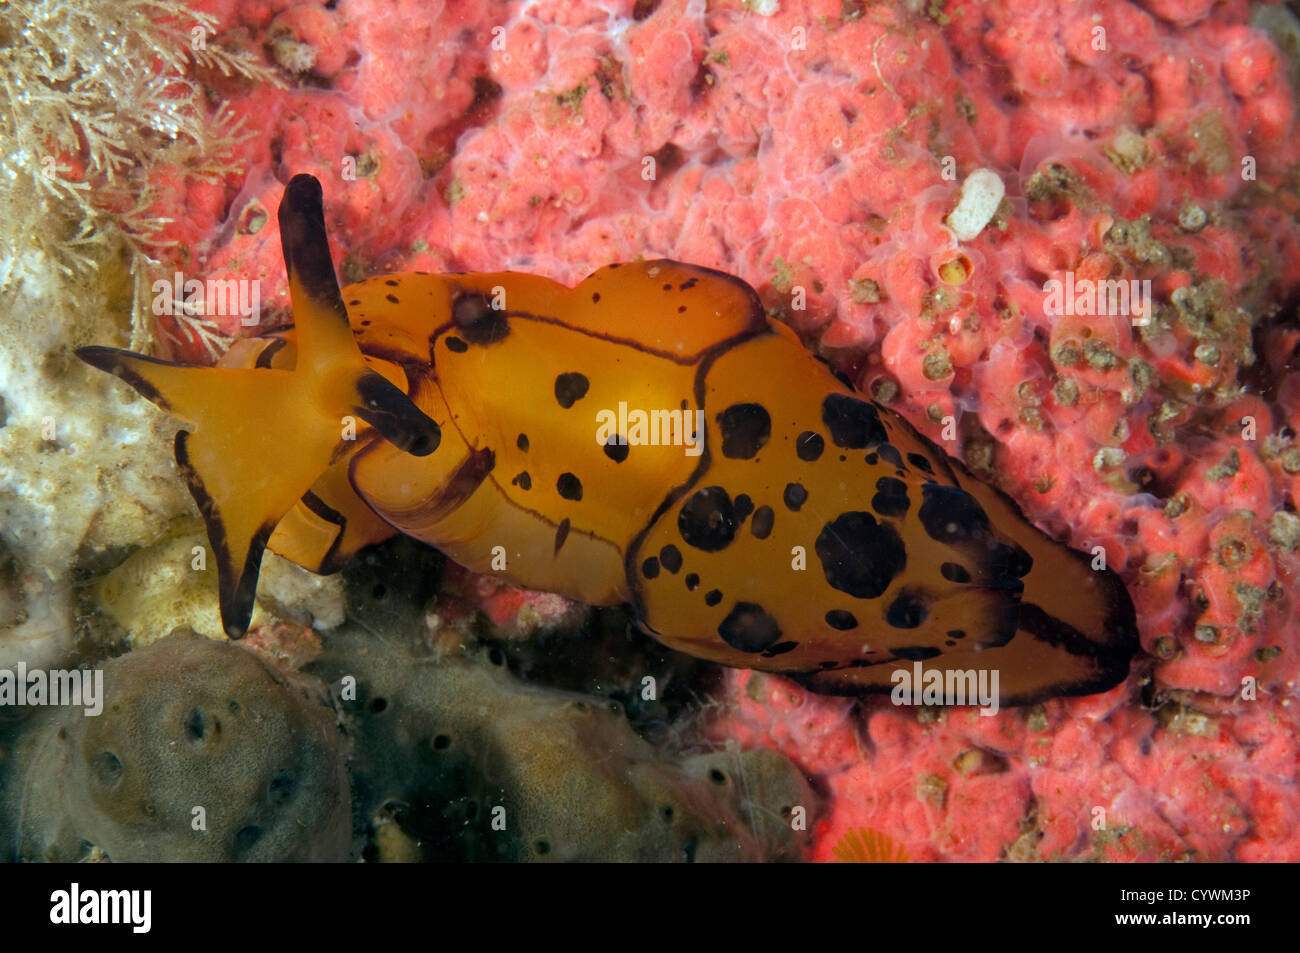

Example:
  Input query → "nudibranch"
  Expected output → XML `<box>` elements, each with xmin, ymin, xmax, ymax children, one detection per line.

<box><xmin>79</xmin><ymin>174</ymin><xmax>1138</xmax><ymax>705</ymax></box>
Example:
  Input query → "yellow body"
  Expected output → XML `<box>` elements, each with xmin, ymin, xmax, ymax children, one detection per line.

<box><xmin>78</xmin><ymin>175</ymin><xmax>1138</xmax><ymax>705</ymax></box>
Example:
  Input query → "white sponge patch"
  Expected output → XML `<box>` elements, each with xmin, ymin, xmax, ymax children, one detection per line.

<box><xmin>945</xmin><ymin>168</ymin><xmax>1005</xmax><ymax>242</ymax></box>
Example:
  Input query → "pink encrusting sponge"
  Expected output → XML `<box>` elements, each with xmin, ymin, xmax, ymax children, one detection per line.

<box><xmin>149</xmin><ymin>0</ymin><xmax>1300</xmax><ymax>860</ymax></box>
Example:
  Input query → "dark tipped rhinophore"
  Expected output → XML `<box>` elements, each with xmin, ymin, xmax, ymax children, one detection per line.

<box><xmin>354</xmin><ymin>371</ymin><xmax>441</xmax><ymax>457</ymax></box>
<box><xmin>280</xmin><ymin>173</ymin><xmax>351</xmax><ymax>324</ymax></box>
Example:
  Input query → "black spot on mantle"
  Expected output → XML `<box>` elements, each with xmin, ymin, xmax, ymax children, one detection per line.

<box><xmin>795</xmin><ymin>430</ymin><xmax>824</xmax><ymax>461</ymax></box>
<box><xmin>885</xmin><ymin>589</ymin><xmax>929</xmax><ymax>629</ymax></box>
<box><xmin>918</xmin><ymin>483</ymin><xmax>991</xmax><ymax>544</ymax></box>
<box><xmin>554</xmin><ymin>372</ymin><xmax>590</xmax><ymax>409</ymax></box>
<box><xmin>717</xmin><ymin>602</ymin><xmax>782</xmax><ymax>653</ymax></box>
<box><xmin>557</xmin><ymin>472</ymin><xmax>583</xmax><ymax>501</ymax></box>
<box><xmin>678</xmin><ymin>486</ymin><xmax>737</xmax><ymax>552</ymax></box>
<box><xmin>783</xmin><ymin>482</ymin><xmax>808</xmax><ymax>511</ymax></box>
<box><xmin>815</xmin><ymin>511</ymin><xmax>906</xmax><ymax>600</ymax></box>
<box><xmin>940</xmin><ymin>562</ymin><xmax>971</xmax><ymax>583</ymax></box>
<box><xmin>871</xmin><ymin>476</ymin><xmax>910</xmax><ymax>518</ymax></box>
<box><xmin>716</xmin><ymin>403</ymin><xmax>770</xmax><ymax>460</ymax></box>
<box><xmin>822</xmin><ymin>394</ymin><xmax>887</xmax><ymax>449</ymax></box>
<box><xmin>603</xmin><ymin>436</ymin><xmax>630</xmax><ymax>463</ymax></box>
<box><xmin>825</xmin><ymin>609</ymin><xmax>858</xmax><ymax>631</ymax></box>
<box><xmin>891</xmin><ymin>645</ymin><xmax>941</xmax><ymax>661</ymax></box>
<box><xmin>451</xmin><ymin>289</ymin><xmax>509</xmax><ymax>345</ymax></box>
<box><xmin>907</xmin><ymin>452</ymin><xmax>934</xmax><ymax>474</ymax></box>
